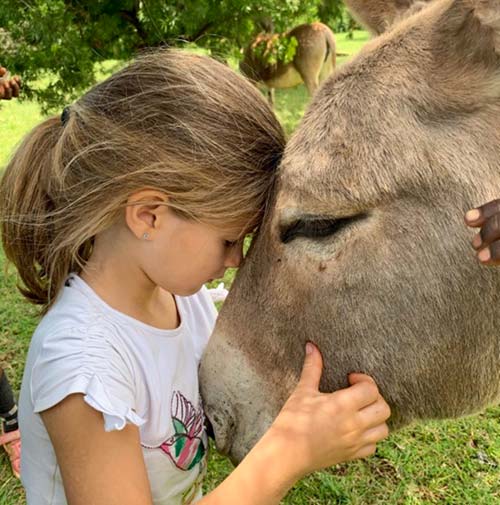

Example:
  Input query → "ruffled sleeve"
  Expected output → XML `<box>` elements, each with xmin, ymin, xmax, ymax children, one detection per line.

<box><xmin>83</xmin><ymin>374</ymin><xmax>145</xmax><ymax>431</ymax></box>
<box><xmin>30</xmin><ymin>325</ymin><xmax>146</xmax><ymax>431</ymax></box>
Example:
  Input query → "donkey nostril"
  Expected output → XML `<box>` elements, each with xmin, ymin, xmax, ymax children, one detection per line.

<box><xmin>204</xmin><ymin>416</ymin><xmax>215</xmax><ymax>440</ymax></box>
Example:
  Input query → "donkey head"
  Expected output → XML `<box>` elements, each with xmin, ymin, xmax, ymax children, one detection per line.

<box><xmin>200</xmin><ymin>0</ymin><xmax>500</xmax><ymax>464</ymax></box>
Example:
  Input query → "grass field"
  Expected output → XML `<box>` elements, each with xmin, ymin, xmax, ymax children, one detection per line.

<box><xmin>1</xmin><ymin>30</ymin><xmax>500</xmax><ymax>504</ymax></box>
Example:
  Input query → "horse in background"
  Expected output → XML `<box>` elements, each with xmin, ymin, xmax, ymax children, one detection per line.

<box><xmin>240</xmin><ymin>22</ymin><xmax>336</xmax><ymax>106</ymax></box>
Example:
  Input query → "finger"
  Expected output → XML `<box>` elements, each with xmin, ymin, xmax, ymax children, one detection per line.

<box><xmin>10</xmin><ymin>80</ymin><xmax>20</xmax><ymax>98</ymax></box>
<box><xmin>349</xmin><ymin>443</ymin><xmax>377</xmax><ymax>461</ymax></box>
<box><xmin>0</xmin><ymin>67</ymin><xmax>6</xmax><ymax>77</ymax></box>
<box><xmin>475</xmin><ymin>213</ymin><xmax>500</xmax><ymax>249</ymax></box>
<box><xmin>477</xmin><ymin>242</ymin><xmax>500</xmax><ymax>266</ymax></box>
<box><xmin>472</xmin><ymin>232</ymin><xmax>482</xmax><ymax>249</ymax></box>
<box><xmin>358</xmin><ymin>398</ymin><xmax>391</xmax><ymax>428</ymax></box>
<box><xmin>348</xmin><ymin>373</ymin><xmax>376</xmax><ymax>386</ymax></box>
<box><xmin>1</xmin><ymin>81</ymin><xmax>12</xmax><ymax>100</ymax></box>
<box><xmin>361</xmin><ymin>422</ymin><xmax>390</xmax><ymax>445</ymax></box>
<box><xmin>336</xmin><ymin>379</ymin><xmax>380</xmax><ymax>410</ymax></box>
<box><xmin>465</xmin><ymin>199</ymin><xmax>500</xmax><ymax>227</ymax></box>
<box><xmin>297</xmin><ymin>342</ymin><xmax>323</xmax><ymax>391</ymax></box>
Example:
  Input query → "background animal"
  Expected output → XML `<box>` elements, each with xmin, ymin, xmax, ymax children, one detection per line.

<box><xmin>240</xmin><ymin>22</ymin><xmax>336</xmax><ymax>105</ymax></box>
<box><xmin>200</xmin><ymin>0</ymin><xmax>500</xmax><ymax>465</ymax></box>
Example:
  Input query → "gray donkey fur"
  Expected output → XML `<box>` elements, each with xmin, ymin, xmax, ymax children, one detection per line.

<box><xmin>200</xmin><ymin>0</ymin><xmax>500</xmax><ymax>463</ymax></box>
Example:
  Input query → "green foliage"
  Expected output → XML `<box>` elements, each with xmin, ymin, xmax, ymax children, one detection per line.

<box><xmin>252</xmin><ymin>34</ymin><xmax>299</xmax><ymax>66</ymax></box>
<box><xmin>0</xmin><ymin>0</ymin><xmax>350</xmax><ymax>112</ymax></box>
<box><xmin>318</xmin><ymin>0</ymin><xmax>357</xmax><ymax>33</ymax></box>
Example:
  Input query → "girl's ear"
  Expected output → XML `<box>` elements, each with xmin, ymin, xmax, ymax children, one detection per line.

<box><xmin>124</xmin><ymin>189</ymin><xmax>169</xmax><ymax>240</ymax></box>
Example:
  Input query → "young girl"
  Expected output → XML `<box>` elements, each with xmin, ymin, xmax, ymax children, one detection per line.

<box><xmin>0</xmin><ymin>50</ymin><xmax>390</xmax><ymax>505</ymax></box>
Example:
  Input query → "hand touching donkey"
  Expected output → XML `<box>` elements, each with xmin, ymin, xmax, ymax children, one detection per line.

<box><xmin>466</xmin><ymin>201</ymin><xmax>500</xmax><ymax>266</ymax></box>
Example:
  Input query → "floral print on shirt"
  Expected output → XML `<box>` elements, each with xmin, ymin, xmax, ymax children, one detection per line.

<box><xmin>160</xmin><ymin>391</ymin><xmax>207</xmax><ymax>472</ymax></box>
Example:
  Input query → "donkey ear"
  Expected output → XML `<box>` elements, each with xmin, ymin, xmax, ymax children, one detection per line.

<box><xmin>432</xmin><ymin>0</ymin><xmax>500</xmax><ymax>65</ymax></box>
<box><xmin>473</xmin><ymin>0</ymin><xmax>500</xmax><ymax>51</ymax></box>
<box><xmin>344</xmin><ymin>0</ymin><xmax>431</xmax><ymax>35</ymax></box>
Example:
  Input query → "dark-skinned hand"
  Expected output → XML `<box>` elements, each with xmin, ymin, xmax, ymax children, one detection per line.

<box><xmin>465</xmin><ymin>199</ymin><xmax>500</xmax><ymax>266</ymax></box>
<box><xmin>0</xmin><ymin>66</ymin><xmax>21</xmax><ymax>100</ymax></box>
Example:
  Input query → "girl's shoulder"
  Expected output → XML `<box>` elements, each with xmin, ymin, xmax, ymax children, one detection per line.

<box><xmin>34</xmin><ymin>274</ymin><xmax>120</xmax><ymax>344</ymax></box>
<box><xmin>26</xmin><ymin>277</ymin><xmax>143</xmax><ymax>424</ymax></box>
<box><xmin>29</xmin><ymin>274</ymin><xmax>145</xmax><ymax>383</ymax></box>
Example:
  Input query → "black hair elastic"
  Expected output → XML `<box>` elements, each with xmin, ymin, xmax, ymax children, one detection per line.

<box><xmin>61</xmin><ymin>106</ymin><xmax>70</xmax><ymax>126</ymax></box>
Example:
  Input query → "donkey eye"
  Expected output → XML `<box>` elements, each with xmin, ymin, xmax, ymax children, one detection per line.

<box><xmin>279</xmin><ymin>214</ymin><xmax>366</xmax><ymax>244</ymax></box>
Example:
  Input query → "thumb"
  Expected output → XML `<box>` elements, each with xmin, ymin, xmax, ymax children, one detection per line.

<box><xmin>298</xmin><ymin>342</ymin><xmax>323</xmax><ymax>391</ymax></box>
<box><xmin>348</xmin><ymin>373</ymin><xmax>376</xmax><ymax>386</ymax></box>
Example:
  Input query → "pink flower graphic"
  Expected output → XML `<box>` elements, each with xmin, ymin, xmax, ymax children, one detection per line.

<box><xmin>160</xmin><ymin>391</ymin><xmax>207</xmax><ymax>471</ymax></box>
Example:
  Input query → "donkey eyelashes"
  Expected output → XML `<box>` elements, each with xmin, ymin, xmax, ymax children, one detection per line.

<box><xmin>279</xmin><ymin>214</ymin><xmax>367</xmax><ymax>244</ymax></box>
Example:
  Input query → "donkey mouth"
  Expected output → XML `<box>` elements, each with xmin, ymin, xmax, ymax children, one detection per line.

<box><xmin>203</xmin><ymin>406</ymin><xmax>236</xmax><ymax>457</ymax></box>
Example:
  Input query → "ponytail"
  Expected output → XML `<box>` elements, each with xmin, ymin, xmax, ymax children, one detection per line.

<box><xmin>0</xmin><ymin>116</ymin><xmax>88</xmax><ymax>310</ymax></box>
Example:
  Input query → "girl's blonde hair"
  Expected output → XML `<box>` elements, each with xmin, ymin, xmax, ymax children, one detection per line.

<box><xmin>0</xmin><ymin>49</ymin><xmax>285</xmax><ymax>310</ymax></box>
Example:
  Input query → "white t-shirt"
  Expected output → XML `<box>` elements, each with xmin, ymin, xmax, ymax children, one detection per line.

<box><xmin>19</xmin><ymin>274</ymin><xmax>217</xmax><ymax>505</ymax></box>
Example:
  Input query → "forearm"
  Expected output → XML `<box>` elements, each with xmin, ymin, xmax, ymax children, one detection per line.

<box><xmin>199</xmin><ymin>433</ymin><xmax>300</xmax><ymax>505</ymax></box>
<box><xmin>198</xmin><ymin>345</ymin><xmax>391</xmax><ymax>504</ymax></box>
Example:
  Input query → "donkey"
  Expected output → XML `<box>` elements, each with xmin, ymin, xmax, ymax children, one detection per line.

<box><xmin>345</xmin><ymin>0</ymin><xmax>433</xmax><ymax>34</ymax></box>
<box><xmin>200</xmin><ymin>0</ymin><xmax>500</xmax><ymax>464</ymax></box>
<box><xmin>240</xmin><ymin>22</ymin><xmax>336</xmax><ymax>106</ymax></box>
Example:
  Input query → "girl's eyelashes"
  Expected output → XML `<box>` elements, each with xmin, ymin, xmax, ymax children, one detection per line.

<box><xmin>224</xmin><ymin>240</ymin><xmax>239</xmax><ymax>248</ymax></box>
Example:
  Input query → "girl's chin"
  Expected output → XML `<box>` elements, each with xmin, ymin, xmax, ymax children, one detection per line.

<box><xmin>184</xmin><ymin>284</ymin><xmax>206</xmax><ymax>296</ymax></box>
<box><xmin>167</xmin><ymin>284</ymin><xmax>202</xmax><ymax>298</ymax></box>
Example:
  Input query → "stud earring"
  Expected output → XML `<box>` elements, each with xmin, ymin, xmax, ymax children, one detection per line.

<box><xmin>142</xmin><ymin>232</ymin><xmax>150</xmax><ymax>240</ymax></box>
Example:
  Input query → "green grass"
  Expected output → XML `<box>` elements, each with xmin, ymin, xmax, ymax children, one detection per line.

<box><xmin>0</xmin><ymin>100</ymin><xmax>43</xmax><ymax>170</ymax></box>
<box><xmin>2</xmin><ymin>28</ymin><xmax>500</xmax><ymax>504</ymax></box>
<box><xmin>202</xmin><ymin>412</ymin><xmax>500</xmax><ymax>504</ymax></box>
<box><xmin>0</xmin><ymin>258</ymin><xmax>38</xmax><ymax>501</ymax></box>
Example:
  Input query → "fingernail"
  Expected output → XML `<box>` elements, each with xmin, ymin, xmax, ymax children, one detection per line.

<box><xmin>306</xmin><ymin>342</ymin><xmax>314</xmax><ymax>355</ymax></box>
<box><xmin>465</xmin><ymin>209</ymin><xmax>481</xmax><ymax>222</ymax></box>
<box><xmin>478</xmin><ymin>248</ymin><xmax>491</xmax><ymax>262</ymax></box>
<box><xmin>472</xmin><ymin>234</ymin><xmax>482</xmax><ymax>248</ymax></box>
